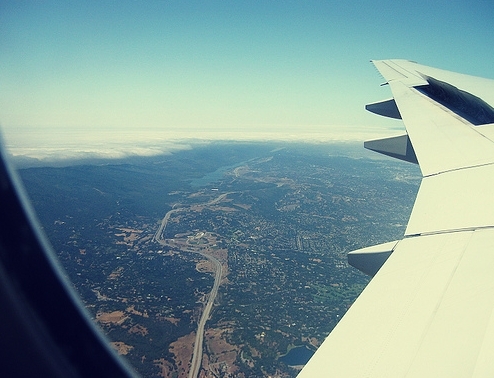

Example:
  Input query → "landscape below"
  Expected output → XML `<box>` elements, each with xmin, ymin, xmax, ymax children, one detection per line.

<box><xmin>19</xmin><ymin>141</ymin><xmax>420</xmax><ymax>377</ymax></box>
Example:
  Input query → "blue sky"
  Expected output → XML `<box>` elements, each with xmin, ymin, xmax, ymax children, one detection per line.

<box><xmin>1</xmin><ymin>1</ymin><xmax>493</xmax><ymax>160</ymax></box>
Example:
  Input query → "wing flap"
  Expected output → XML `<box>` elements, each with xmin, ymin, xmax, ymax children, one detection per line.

<box><xmin>405</xmin><ymin>164</ymin><xmax>494</xmax><ymax>236</ymax></box>
<box><xmin>405</xmin><ymin>229</ymin><xmax>494</xmax><ymax>377</ymax></box>
<box><xmin>388</xmin><ymin>81</ymin><xmax>494</xmax><ymax>176</ymax></box>
<box><xmin>299</xmin><ymin>229</ymin><xmax>494</xmax><ymax>377</ymax></box>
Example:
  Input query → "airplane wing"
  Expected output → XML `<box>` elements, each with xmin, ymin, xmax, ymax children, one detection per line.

<box><xmin>298</xmin><ymin>60</ymin><xmax>494</xmax><ymax>377</ymax></box>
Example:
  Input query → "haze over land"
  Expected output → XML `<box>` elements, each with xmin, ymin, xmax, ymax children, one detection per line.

<box><xmin>19</xmin><ymin>141</ymin><xmax>421</xmax><ymax>377</ymax></box>
<box><xmin>3</xmin><ymin>127</ymin><xmax>400</xmax><ymax>168</ymax></box>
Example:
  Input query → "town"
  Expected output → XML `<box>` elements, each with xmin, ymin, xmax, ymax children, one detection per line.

<box><xmin>20</xmin><ymin>142</ymin><xmax>420</xmax><ymax>377</ymax></box>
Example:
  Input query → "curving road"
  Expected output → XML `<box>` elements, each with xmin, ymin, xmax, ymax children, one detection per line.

<box><xmin>153</xmin><ymin>207</ymin><xmax>182</xmax><ymax>243</ymax></box>
<box><xmin>154</xmin><ymin>193</ymin><xmax>228</xmax><ymax>378</ymax></box>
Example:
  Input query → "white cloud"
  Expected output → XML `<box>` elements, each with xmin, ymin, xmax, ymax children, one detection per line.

<box><xmin>2</xmin><ymin>125</ymin><xmax>402</xmax><ymax>167</ymax></box>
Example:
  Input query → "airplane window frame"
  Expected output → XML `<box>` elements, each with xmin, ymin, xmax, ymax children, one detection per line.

<box><xmin>0</xmin><ymin>141</ymin><xmax>136</xmax><ymax>377</ymax></box>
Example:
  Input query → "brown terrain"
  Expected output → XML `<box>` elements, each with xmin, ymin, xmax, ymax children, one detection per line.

<box><xmin>106</xmin><ymin>193</ymin><xmax>256</xmax><ymax>376</ymax></box>
<box><xmin>154</xmin><ymin>327</ymin><xmax>244</xmax><ymax>378</ymax></box>
<box><xmin>111</xmin><ymin>341</ymin><xmax>134</xmax><ymax>355</ymax></box>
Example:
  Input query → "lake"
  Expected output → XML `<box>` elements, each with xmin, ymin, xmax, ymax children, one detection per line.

<box><xmin>189</xmin><ymin>162</ymin><xmax>243</xmax><ymax>187</ymax></box>
<box><xmin>278</xmin><ymin>345</ymin><xmax>315</xmax><ymax>366</ymax></box>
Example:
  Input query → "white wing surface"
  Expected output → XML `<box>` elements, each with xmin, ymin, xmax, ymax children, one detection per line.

<box><xmin>298</xmin><ymin>60</ymin><xmax>494</xmax><ymax>377</ymax></box>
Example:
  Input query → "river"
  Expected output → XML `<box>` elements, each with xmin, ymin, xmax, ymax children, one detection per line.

<box><xmin>189</xmin><ymin>161</ymin><xmax>247</xmax><ymax>187</ymax></box>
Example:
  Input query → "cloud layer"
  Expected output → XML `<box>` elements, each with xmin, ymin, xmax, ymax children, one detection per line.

<box><xmin>2</xmin><ymin>125</ymin><xmax>402</xmax><ymax>167</ymax></box>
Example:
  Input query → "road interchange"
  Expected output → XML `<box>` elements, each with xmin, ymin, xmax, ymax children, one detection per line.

<box><xmin>154</xmin><ymin>193</ymin><xmax>229</xmax><ymax>378</ymax></box>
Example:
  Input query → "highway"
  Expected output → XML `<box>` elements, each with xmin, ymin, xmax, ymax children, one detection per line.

<box><xmin>153</xmin><ymin>193</ymin><xmax>230</xmax><ymax>243</ymax></box>
<box><xmin>188</xmin><ymin>252</ymin><xmax>222</xmax><ymax>378</ymax></box>
<box><xmin>154</xmin><ymin>193</ymin><xmax>228</xmax><ymax>378</ymax></box>
<box><xmin>153</xmin><ymin>207</ymin><xmax>182</xmax><ymax>243</ymax></box>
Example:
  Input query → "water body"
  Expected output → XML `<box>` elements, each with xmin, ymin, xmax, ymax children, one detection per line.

<box><xmin>278</xmin><ymin>345</ymin><xmax>315</xmax><ymax>366</ymax></box>
<box><xmin>190</xmin><ymin>162</ymin><xmax>243</xmax><ymax>187</ymax></box>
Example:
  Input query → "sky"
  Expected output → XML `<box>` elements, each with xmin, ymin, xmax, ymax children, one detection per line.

<box><xmin>1</xmin><ymin>0</ymin><xmax>493</xmax><ymax>162</ymax></box>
